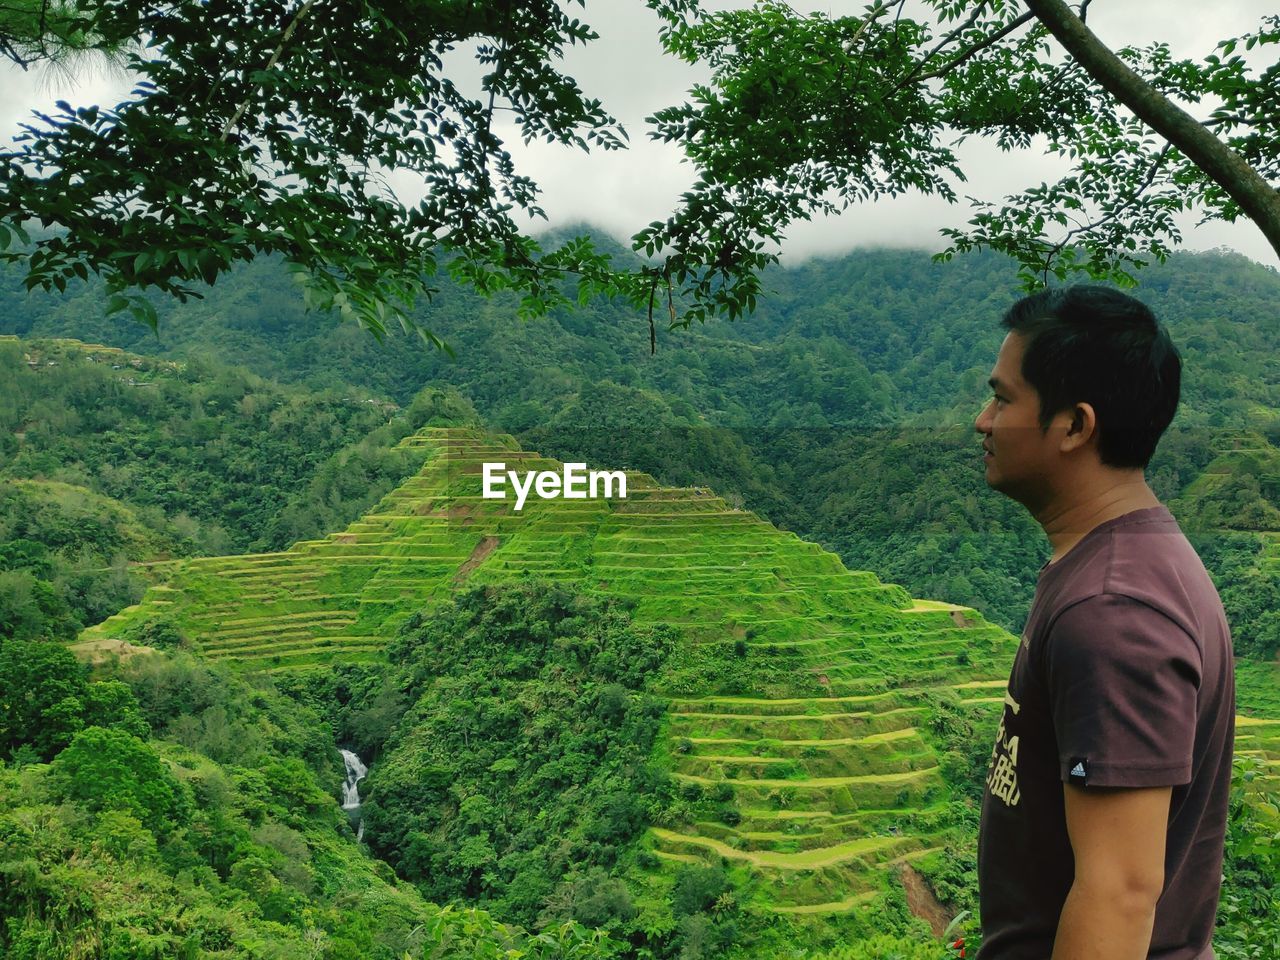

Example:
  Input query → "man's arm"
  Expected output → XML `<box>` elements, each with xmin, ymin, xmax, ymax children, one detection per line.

<box><xmin>1051</xmin><ymin>782</ymin><xmax>1172</xmax><ymax>960</ymax></box>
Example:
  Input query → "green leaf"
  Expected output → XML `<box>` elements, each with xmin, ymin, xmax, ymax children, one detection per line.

<box><xmin>130</xmin><ymin>298</ymin><xmax>159</xmax><ymax>333</ymax></box>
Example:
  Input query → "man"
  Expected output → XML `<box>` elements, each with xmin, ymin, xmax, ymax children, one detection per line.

<box><xmin>972</xmin><ymin>285</ymin><xmax>1235</xmax><ymax>960</ymax></box>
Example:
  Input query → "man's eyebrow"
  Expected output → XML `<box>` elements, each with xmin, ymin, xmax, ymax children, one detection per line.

<box><xmin>988</xmin><ymin>376</ymin><xmax>1005</xmax><ymax>391</ymax></box>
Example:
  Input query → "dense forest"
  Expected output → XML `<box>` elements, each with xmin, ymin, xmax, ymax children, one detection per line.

<box><xmin>2</xmin><ymin>241</ymin><xmax>1279</xmax><ymax>958</ymax></box>
<box><xmin>0</xmin><ymin>635</ymin><xmax>626</xmax><ymax>958</ymax></box>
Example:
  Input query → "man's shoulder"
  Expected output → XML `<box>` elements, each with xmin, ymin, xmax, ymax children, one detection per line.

<box><xmin>1101</xmin><ymin>519</ymin><xmax>1219</xmax><ymax>642</ymax></box>
<box><xmin>1040</xmin><ymin>510</ymin><xmax>1215</xmax><ymax>643</ymax></box>
<box><xmin>1047</xmin><ymin>591</ymin><xmax>1191</xmax><ymax>644</ymax></box>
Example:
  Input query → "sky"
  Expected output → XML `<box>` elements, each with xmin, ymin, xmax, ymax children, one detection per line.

<box><xmin>1</xmin><ymin>1</ymin><xmax>1276</xmax><ymax>269</ymax></box>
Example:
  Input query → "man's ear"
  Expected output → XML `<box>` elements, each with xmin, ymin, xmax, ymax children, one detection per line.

<box><xmin>1059</xmin><ymin>402</ymin><xmax>1098</xmax><ymax>453</ymax></box>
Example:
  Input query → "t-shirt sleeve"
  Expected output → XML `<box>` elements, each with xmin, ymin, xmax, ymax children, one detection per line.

<box><xmin>1042</xmin><ymin>593</ymin><xmax>1202</xmax><ymax>788</ymax></box>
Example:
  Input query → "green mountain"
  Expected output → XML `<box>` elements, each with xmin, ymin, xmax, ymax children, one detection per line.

<box><xmin>5</xmin><ymin>243</ymin><xmax>1279</xmax><ymax>429</ymax></box>
<box><xmin>82</xmin><ymin>425</ymin><xmax>1280</xmax><ymax>954</ymax></box>
<box><xmin>0</xmin><ymin>334</ymin><xmax>425</xmax><ymax>555</ymax></box>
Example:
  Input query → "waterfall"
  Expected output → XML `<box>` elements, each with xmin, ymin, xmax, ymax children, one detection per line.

<box><xmin>339</xmin><ymin>748</ymin><xmax>368</xmax><ymax>842</ymax></box>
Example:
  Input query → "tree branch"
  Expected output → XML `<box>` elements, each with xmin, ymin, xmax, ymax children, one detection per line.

<box><xmin>1022</xmin><ymin>0</ymin><xmax>1280</xmax><ymax>264</ymax></box>
<box><xmin>915</xmin><ymin>2</ymin><xmax>990</xmax><ymax>76</ymax></box>
<box><xmin>849</xmin><ymin>1</ymin><xmax>899</xmax><ymax>92</ymax></box>
<box><xmin>1207</xmin><ymin>112</ymin><xmax>1280</xmax><ymax>130</ymax></box>
<box><xmin>219</xmin><ymin>0</ymin><xmax>319</xmax><ymax>143</ymax></box>
<box><xmin>1040</xmin><ymin>142</ymin><xmax>1174</xmax><ymax>284</ymax></box>
<box><xmin>918</xmin><ymin>11</ymin><xmax>1036</xmax><ymax>83</ymax></box>
<box><xmin>886</xmin><ymin>10</ymin><xmax>1036</xmax><ymax>97</ymax></box>
<box><xmin>0</xmin><ymin>34</ymin><xmax>30</xmax><ymax>68</ymax></box>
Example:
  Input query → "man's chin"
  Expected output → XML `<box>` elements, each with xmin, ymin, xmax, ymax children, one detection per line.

<box><xmin>984</xmin><ymin>469</ymin><xmax>1037</xmax><ymax>509</ymax></box>
<box><xmin>983</xmin><ymin>465</ymin><xmax>1011</xmax><ymax>494</ymax></box>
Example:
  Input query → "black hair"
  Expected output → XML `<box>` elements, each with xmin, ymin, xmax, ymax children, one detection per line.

<box><xmin>1001</xmin><ymin>285</ymin><xmax>1180</xmax><ymax>470</ymax></box>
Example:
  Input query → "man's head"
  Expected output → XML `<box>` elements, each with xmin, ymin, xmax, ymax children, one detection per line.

<box><xmin>974</xmin><ymin>285</ymin><xmax>1181</xmax><ymax>507</ymax></box>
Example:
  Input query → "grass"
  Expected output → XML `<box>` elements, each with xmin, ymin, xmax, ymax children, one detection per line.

<box><xmin>648</xmin><ymin>827</ymin><xmax>917</xmax><ymax>869</ymax></box>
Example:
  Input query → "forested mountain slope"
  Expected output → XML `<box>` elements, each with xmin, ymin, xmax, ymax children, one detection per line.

<box><xmin>4</xmin><ymin>245</ymin><xmax>1278</xmax><ymax>638</ymax></box>
<box><xmin>0</xmin><ymin>336</ymin><xmax>493</xmax><ymax>643</ymax></box>
<box><xmin>0</xmin><ymin>638</ymin><xmax>619</xmax><ymax>958</ymax></box>
<box><xmin>5</xmin><ymin>242</ymin><xmax>1278</xmax><ymax>429</ymax></box>
<box><xmin>0</xmin><ymin>336</ymin><xmax>423</xmax><ymax>554</ymax></box>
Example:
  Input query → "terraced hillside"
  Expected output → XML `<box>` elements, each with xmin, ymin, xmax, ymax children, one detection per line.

<box><xmin>1172</xmin><ymin>430</ymin><xmax>1280</xmax><ymax>770</ymax></box>
<box><xmin>78</xmin><ymin>425</ymin><xmax>1280</xmax><ymax>917</ymax></box>
<box><xmin>1238</xmin><ymin>527</ymin><xmax>1280</xmax><ymax>722</ymax></box>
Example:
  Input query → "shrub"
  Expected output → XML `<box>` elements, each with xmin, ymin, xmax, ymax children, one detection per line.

<box><xmin>671</xmin><ymin>864</ymin><xmax>730</xmax><ymax>917</ymax></box>
<box><xmin>48</xmin><ymin>726</ymin><xmax>192</xmax><ymax>834</ymax></box>
<box><xmin>680</xmin><ymin>781</ymin><xmax>705</xmax><ymax>803</ymax></box>
<box><xmin>0</xmin><ymin>639</ymin><xmax>87</xmax><ymax>759</ymax></box>
<box><xmin>1215</xmin><ymin>758</ymin><xmax>1280</xmax><ymax>958</ymax></box>
<box><xmin>122</xmin><ymin>616</ymin><xmax>187</xmax><ymax>651</ymax></box>
<box><xmin>711</xmin><ymin>781</ymin><xmax>735</xmax><ymax>803</ymax></box>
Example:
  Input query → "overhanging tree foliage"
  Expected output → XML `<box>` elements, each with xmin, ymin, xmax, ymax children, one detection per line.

<box><xmin>1</xmin><ymin>0</ymin><xmax>1277</xmax><ymax>347</ymax></box>
<box><xmin>644</xmin><ymin>0</ymin><xmax>1280</xmax><ymax>291</ymax></box>
<box><xmin>0</xmin><ymin>0</ymin><xmax>127</xmax><ymax>69</ymax></box>
<box><xmin>0</xmin><ymin>0</ymin><xmax>688</xmax><ymax>344</ymax></box>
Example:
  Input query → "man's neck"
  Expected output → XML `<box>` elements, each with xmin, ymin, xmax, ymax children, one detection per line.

<box><xmin>1034</xmin><ymin>476</ymin><xmax>1163</xmax><ymax>567</ymax></box>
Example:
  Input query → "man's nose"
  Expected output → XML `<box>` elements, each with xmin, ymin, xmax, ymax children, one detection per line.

<box><xmin>974</xmin><ymin>400</ymin><xmax>992</xmax><ymax>433</ymax></box>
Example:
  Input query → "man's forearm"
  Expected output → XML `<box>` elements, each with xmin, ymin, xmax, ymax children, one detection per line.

<box><xmin>1050</xmin><ymin>880</ymin><xmax>1159</xmax><ymax>960</ymax></box>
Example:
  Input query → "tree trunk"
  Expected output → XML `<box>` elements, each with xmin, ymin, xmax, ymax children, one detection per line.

<box><xmin>1022</xmin><ymin>0</ymin><xmax>1280</xmax><ymax>264</ymax></box>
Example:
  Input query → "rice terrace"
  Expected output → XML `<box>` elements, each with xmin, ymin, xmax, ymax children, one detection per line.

<box><xmin>76</xmin><ymin>425</ymin><xmax>1280</xmax><ymax>926</ymax></box>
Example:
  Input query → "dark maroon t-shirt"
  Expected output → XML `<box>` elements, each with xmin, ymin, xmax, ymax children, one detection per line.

<box><xmin>976</xmin><ymin>505</ymin><xmax>1235</xmax><ymax>960</ymax></box>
